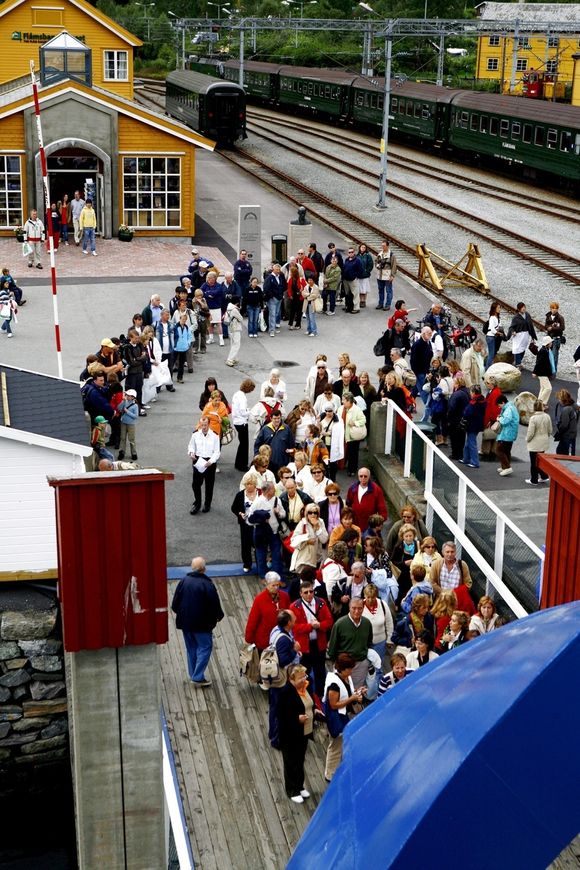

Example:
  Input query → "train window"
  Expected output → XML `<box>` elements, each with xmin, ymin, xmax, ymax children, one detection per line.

<box><xmin>546</xmin><ymin>129</ymin><xmax>557</xmax><ymax>150</ymax></box>
<box><xmin>560</xmin><ymin>131</ymin><xmax>573</xmax><ymax>152</ymax></box>
<box><xmin>414</xmin><ymin>103</ymin><xmax>421</xmax><ymax>117</ymax></box>
<box><xmin>406</xmin><ymin>102</ymin><xmax>413</xmax><ymax>116</ymax></box>
<box><xmin>307</xmin><ymin>82</ymin><xmax>313</xmax><ymax>95</ymax></box>
<box><xmin>470</xmin><ymin>114</ymin><xmax>478</xmax><ymax>132</ymax></box>
<box><xmin>422</xmin><ymin>104</ymin><xmax>430</xmax><ymax>119</ymax></box>
<box><xmin>391</xmin><ymin>97</ymin><xmax>398</xmax><ymax>111</ymax></box>
<box><xmin>487</xmin><ymin>58</ymin><xmax>499</xmax><ymax>71</ymax></box>
<box><xmin>511</xmin><ymin>122</ymin><xmax>521</xmax><ymax>140</ymax></box>
<box><xmin>332</xmin><ymin>86</ymin><xmax>338</xmax><ymax>100</ymax></box>
<box><xmin>325</xmin><ymin>84</ymin><xmax>331</xmax><ymax>98</ymax></box>
<box><xmin>534</xmin><ymin>127</ymin><xmax>544</xmax><ymax>147</ymax></box>
<box><xmin>399</xmin><ymin>100</ymin><xmax>405</xmax><ymax>114</ymax></box>
<box><xmin>488</xmin><ymin>35</ymin><xmax>500</xmax><ymax>46</ymax></box>
<box><xmin>522</xmin><ymin>124</ymin><xmax>532</xmax><ymax>143</ymax></box>
<box><xmin>489</xmin><ymin>117</ymin><xmax>498</xmax><ymax>135</ymax></box>
<box><xmin>460</xmin><ymin>111</ymin><xmax>468</xmax><ymax>129</ymax></box>
<box><xmin>500</xmin><ymin>119</ymin><xmax>509</xmax><ymax>138</ymax></box>
<box><xmin>516</xmin><ymin>59</ymin><xmax>528</xmax><ymax>72</ymax></box>
<box><xmin>480</xmin><ymin>115</ymin><xmax>489</xmax><ymax>134</ymax></box>
<box><xmin>378</xmin><ymin>94</ymin><xmax>384</xmax><ymax>110</ymax></box>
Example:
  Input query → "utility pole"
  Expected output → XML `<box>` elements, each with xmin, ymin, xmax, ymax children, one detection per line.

<box><xmin>436</xmin><ymin>31</ymin><xmax>445</xmax><ymax>86</ymax></box>
<box><xmin>239</xmin><ymin>20</ymin><xmax>245</xmax><ymax>88</ymax></box>
<box><xmin>376</xmin><ymin>20</ymin><xmax>393</xmax><ymax>209</ymax></box>
<box><xmin>509</xmin><ymin>18</ymin><xmax>520</xmax><ymax>93</ymax></box>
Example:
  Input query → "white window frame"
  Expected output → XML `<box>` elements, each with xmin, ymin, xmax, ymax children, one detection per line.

<box><xmin>0</xmin><ymin>154</ymin><xmax>23</xmax><ymax>230</ymax></box>
<box><xmin>488</xmin><ymin>35</ymin><xmax>500</xmax><ymax>46</ymax></box>
<box><xmin>487</xmin><ymin>58</ymin><xmax>499</xmax><ymax>71</ymax></box>
<box><xmin>546</xmin><ymin>60</ymin><xmax>558</xmax><ymax>74</ymax></box>
<box><xmin>103</xmin><ymin>50</ymin><xmax>129</xmax><ymax>82</ymax></box>
<box><xmin>516</xmin><ymin>59</ymin><xmax>528</xmax><ymax>72</ymax></box>
<box><xmin>122</xmin><ymin>156</ymin><xmax>181</xmax><ymax>230</ymax></box>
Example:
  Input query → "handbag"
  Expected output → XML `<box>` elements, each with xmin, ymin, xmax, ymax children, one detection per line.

<box><xmin>491</xmin><ymin>420</ymin><xmax>501</xmax><ymax>433</ymax></box>
<box><xmin>482</xmin><ymin>427</ymin><xmax>497</xmax><ymax>441</ymax></box>
<box><xmin>373</xmin><ymin>336</ymin><xmax>386</xmax><ymax>357</ymax></box>
<box><xmin>221</xmin><ymin>428</ymin><xmax>234</xmax><ymax>445</ymax></box>
<box><xmin>21</xmin><ymin>241</ymin><xmax>33</xmax><ymax>257</ymax></box>
<box><xmin>258</xmin><ymin>311</ymin><xmax>268</xmax><ymax>333</ymax></box>
<box><xmin>349</xmin><ymin>422</ymin><xmax>367</xmax><ymax>442</ymax></box>
<box><xmin>528</xmin><ymin>340</ymin><xmax>539</xmax><ymax>356</ymax></box>
<box><xmin>324</xmin><ymin>701</ymin><xmax>348</xmax><ymax>738</ymax></box>
<box><xmin>0</xmin><ymin>304</ymin><xmax>11</xmax><ymax>319</ymax></box>
<box><xmin>313</xmin><ymin>296</ymin><xmax>323</xmax><ymax>314</ymax></box>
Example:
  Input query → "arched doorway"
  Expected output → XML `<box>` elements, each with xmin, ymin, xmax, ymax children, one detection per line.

<box><xmin>35</xmin><ymin>139</ymin><xmax>112</xmax><ymax>238</ymax></box>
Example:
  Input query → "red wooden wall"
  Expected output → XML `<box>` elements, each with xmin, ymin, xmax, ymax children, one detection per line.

<box><xmin>49</xmin><ymin>471</ymin><xmax>173</xmax><ymax>652</ymax></box>
<box><xmin>538</xmin><ymin>455</ymin><xmax>580</xmax><ymax>608</ymax></box>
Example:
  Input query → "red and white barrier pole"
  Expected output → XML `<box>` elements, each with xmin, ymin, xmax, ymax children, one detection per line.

<box><xmin>29</xmin><ymin>60</ymin><xmax>63</xmax><ymax>379</ymax></box>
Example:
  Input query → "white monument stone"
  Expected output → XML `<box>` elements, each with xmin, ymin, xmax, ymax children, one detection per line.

<box><xmin>238</xmin><ymin>205</ymin><xmax>261</xmax><ymax>277</ymax></box>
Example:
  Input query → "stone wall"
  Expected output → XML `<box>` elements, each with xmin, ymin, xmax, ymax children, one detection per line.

<box><xmin>0</xmin><ymin>585</ymin><xmax>68</xmax><ymax>800</ymax></box>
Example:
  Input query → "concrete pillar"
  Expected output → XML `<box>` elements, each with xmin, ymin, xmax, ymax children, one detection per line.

<box><xmin>67</xmin><ymin>644</ymin><xmax>166</xmax><ymax>870</ymax></box>
<box><xmin>571</xmin><ymin>52</ymin><xmax>580</xmax><ymax>107</ymax></box>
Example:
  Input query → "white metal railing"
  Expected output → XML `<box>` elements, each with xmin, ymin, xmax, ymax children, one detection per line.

<box><xmin>162</xmin><ymin>708</ymin><xmax>195</xmax><ymax>869</ymax></box>
<box><xmin>383</xmin><ymin>400</ymin><xmax>544</xmax><ymax>618</ymax></box>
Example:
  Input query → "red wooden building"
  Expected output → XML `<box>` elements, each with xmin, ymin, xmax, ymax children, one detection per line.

<box><xmin>538</xmin><ymin>455</ymin><xmax>580</xmax><ymax>608</ymax></box>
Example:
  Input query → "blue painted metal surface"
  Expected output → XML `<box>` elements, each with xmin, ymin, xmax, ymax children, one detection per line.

<box><xmin>288</xmin><ymin>602</ymin><xmax>580</xmax><ymax>870</ymax></box>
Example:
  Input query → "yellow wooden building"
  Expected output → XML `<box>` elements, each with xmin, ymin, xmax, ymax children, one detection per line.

<box><xmin>0</xmin><ymin>0</ymin><xmax>214</xmax><ymax>238</ymax></box>
<box><xmin>475</xmin><ymin>2</ymin><xmax>580</xmax><ymax>96</ymax></box>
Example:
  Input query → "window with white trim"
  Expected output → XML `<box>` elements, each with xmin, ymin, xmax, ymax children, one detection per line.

<box><xmin>546</xmin><ymin>60</ymin><xmax>558</xmax><ymax>74</ymax></box>
<box><xmin>488</xmin><ymin>35</ymin><xmax>500</xmax><ymax>46</ymax></box>
<box><xmin>547</xmin><ymin>37</ymin><xmax>559</xmax><ymax>48</ymax></box>
<box><xmin>0</xmin><ymin>155</ymin><xmax>22</xmax><ymax>230</ymax></box>
<box><xmin>104</xmin><ymin>50</ymin><xmax>128</xmax><ymax>81</ymax></box>
<box><xmin>487</xmin><ymin>58</ymin><xmax>499</xmax><ymax>71</ymax></box>
<box><xmin>516</xmin><ymin>59</ymin><xmax>528</xmax><ymax>72</ymax></box>
<box><xmin>122</xmin><ymin>157</ymin><xmax>181</xmax><ymax>228</ymax></box>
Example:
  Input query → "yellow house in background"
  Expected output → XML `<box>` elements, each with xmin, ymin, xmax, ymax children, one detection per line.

<box><xmin>475</xmin><ymin>2</ymin><xmax>580</xmax><ymax>95</ymax></box>
<box><xmin>0</xmin><ymin>0</ymin><xmax>213</xmax><ymax>238</ymax></box>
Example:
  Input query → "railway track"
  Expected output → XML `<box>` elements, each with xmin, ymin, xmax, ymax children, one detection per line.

<box><xmin>219</xmin><ymin>146</ymin><xmax>547</xmax><ymax>329</ymax></box>
<box><xmin>245</xmin><ymin>118</ymin><xmax>580</xmax><ymax>288</ymax></box>
<box><xmin>247</xmin><ymin>107</ymin><xmax>580</xmax><ymax>223</ymax></box>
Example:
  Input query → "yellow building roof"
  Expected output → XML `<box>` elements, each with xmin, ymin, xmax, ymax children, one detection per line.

<box><xmin>0</xmin><ymin>0</ymin><xmax>143</xmax><ymax>47</ymax></box>
<box><xmin>0</xmin><ymin>78</ymin><xmax>215</xmax><ymax>150</ymax></box>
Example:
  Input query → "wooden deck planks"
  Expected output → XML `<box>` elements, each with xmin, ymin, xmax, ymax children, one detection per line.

<box><xmin>162</xmin><ymin>577</ymin><xmax>329</xmax><ymax>870</ymax></box>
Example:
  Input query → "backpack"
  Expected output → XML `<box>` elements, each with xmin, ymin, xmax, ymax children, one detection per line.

<box><xmin>403</xmin><ymin>369</ymin><xmax>417</xmax><ymax>389</ymax></box>
<box><xmin>258</xmin><ymin>631</ymin><xmax>288</xmax><ymax>690</ymax></box>
<box><xmin>239</xmin><ymin>642</ymin><xmax>260</xmax><ymax>684</ymax></box>
<box><xmin>401</xmin><ymin>385</ymin><xmax>416</xmax><ymax>415</ymax></box>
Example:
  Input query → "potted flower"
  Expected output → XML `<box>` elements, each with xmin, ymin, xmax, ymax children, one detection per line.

<box><xmin>118</xmin><ymin>224</ymin><xmax>134</xmax><ymax>242</ymax></box>
<box><xmin>14</xmin><ymin>224</ymin><xmax>25</xmax><ymax>243</ymax></box>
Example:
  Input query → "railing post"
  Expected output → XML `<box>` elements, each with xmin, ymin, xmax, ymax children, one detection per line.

<box><xmin>403</xmin><ymin>416</ymin><xmax>412</xmax><ymax>477</ymax></box>
<box><xmin>456</xmin><ymin>478</ymin><xmax>467</xmax><ymax>559</ymax></box>
<box><xmin>493</xmin><ymin>515</ymin><xmax>505</xmax><ymax>598</ymax></box>
<box><xmin>384</xmin><ymin>402</ymin><xmax>394</xmax><ymax>455</ymax></box>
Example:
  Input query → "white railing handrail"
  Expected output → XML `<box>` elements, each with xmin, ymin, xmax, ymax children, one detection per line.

<box><xmin>161</xmin><ymin>708</ymin><xmax>195</xmax><ymax>870</ymax></box>
<box><xmin>383</xmin><ymin>400</ymin><xmax>544</xmax><ymax>559</ymax></box>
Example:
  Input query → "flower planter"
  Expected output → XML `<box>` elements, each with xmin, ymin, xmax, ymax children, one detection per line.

<box><xmin>118</xmin><ymin>231</ymin><xmax>134</xmax><ymax>242</ymax></box>
<box><xmin>15</xmin><ymin>234</ymin><xmax>25</xmax><ymax>243</ymax></box>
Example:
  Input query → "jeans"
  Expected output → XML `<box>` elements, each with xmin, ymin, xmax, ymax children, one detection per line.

<box><xmin>462</xmin><ymin>432</ymin><xmax>479</xmax><ymax>467</ymax></box>
<box><xmin>306</xmin><ymin>303</ymin><xmax>317</xmax><ymax>335</ymax></box>
<box><xmin>551</xmin><ymin>337</ymin><xmax>561</xmax><ymax>372</ymax></box>
<box><xmin>485</xmin><ymin>336</ymin><xmax>496</xmax><ymax>369</ymax></box>
<box><xmin>82</xmin><ymin>227</ymin><xmax>96</xmax><ymax>253</ymax></box>
<box><xmin>247</xmin><ymin>305</ymin><xmax>260</xmax><ymax>336</ymax></box>
<box><xmin>513</xmin><ymin>351</ymin><xmax>524</xmax><ymax>366</ymax></box>
<box><xmin>323</xmin><ymin>289</ymin><xmax>336</xmax><ymax>313</ymax></box>
<box><xmin>183</xmin><ymin>630</ymin><xmax>213</xmax><ymax>682</ymax></box>
<box><xmin>413</xmin><ymin>372</ymin><xmax>427</xmax><ymax>399</ymax></box>
<box><xmin>377</xmin><ymin>279</ymin><xmax>393</xmax><ymax>309</ymax></box>
<box><xmin>61</xmin><ymin>223</ymin><xmax>69</xmax><ymax>243</ymax></box>
<box><xmin>254</xmin><ymin>526</ymin><xmax>284</xmax><ymax>579</ymax></box>
<box><xmin>267</xmin><ymin>298</ymin><xmax>282</xmax><ymax>333</ymax></box>
<box><xmin>1</xmin><ymin>319</ymin><xmax>12</xmax><ymax>335</ymax></box>
<box><xmin>556</xmin><ymin>438</ymin><xmax>576</xmax><ymax>456</ymax></box>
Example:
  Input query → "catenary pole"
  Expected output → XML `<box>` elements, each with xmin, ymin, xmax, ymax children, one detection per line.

<box><xmin>29</xmin><ymin>60</ymin><xmax>63</xmax><ymax>379</ymax></box>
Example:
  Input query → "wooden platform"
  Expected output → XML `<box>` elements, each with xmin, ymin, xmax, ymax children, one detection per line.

<box><xmin>160</xmin><ymin>576</ymin><xmax>328</xmax><ymax>870</ymax></box>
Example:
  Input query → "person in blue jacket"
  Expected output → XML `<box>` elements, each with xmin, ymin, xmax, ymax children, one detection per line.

<box><xmin>172</xmin><ymin>556</ymin><xmax>224</xmax><ymax>688</ymax></box>
<box><xmin>341</xmin><ymin>246</ymin><xmax>364</xmax><ymax>314</ymax></box>
<box><xmin>234</xmin><ymin>249</ymin><xmax>253</xmax><ymax>313</ymax></box>
<box><xmin>263</xmin><ymin>263</ymin><xmax>287</xmax><ymax>336</ymax></box>
<box><xmin>495</xmin><ymin>393</ymin><xmax>520</xmax><ymax>476</ymax></box>
<box><xmin>173</xmin><ymin>314</ymin><xmax>193</xmax><ymax>383</ymax></box>
<box><xmin>459</xmin><ymin>385</ymin><xmax>486</xmax><ymax>468</ymax></box>
<box><xmin>202</xmin><ymin>272</ymin><xmax>225</xmax><ymax>346</ymax></box>
<box><xmin>267</xmin><ymin>609</ymin><xmax>301</xmax><ymax>749</ymax></box>
<box><xmin>117</xmin><ymin>387</ymin><xmax>139</xmax><ymax>460</ymax></box>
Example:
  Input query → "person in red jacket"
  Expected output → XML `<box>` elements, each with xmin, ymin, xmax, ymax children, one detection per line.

<box><xmin>346</xmin><ymin>468</ymin><xmax>388</xmax><ymax>532</ymax></box>
<box><xmin>290</xmin><ymin>576</ymin><xmax>333</xmax><ymax>698</ymax></box>
<box><xmin>244</xmin><ymin>572</ymin><xmax>290</xmax><ymax>653</ymax></box>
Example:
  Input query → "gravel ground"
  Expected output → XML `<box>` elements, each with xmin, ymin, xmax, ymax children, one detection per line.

<box><xmin>240</xmin><ymin>121</ymin><xmax>579</xmax><ymax>378</ymax></box>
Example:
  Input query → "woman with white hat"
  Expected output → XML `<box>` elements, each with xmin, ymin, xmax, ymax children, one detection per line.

<box><xmin>532</xmin><ymin>335</ymin><xmax>556</xmax><ymax>408</ymax></box>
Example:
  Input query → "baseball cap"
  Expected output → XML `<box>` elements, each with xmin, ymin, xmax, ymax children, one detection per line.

<box><xmin>100</xmin><ymin>338</ymin><xmax>115</xmax><ymax>348</ymax></box>
<box><xmin>191</xmin><ymin>247</ymin><xmax>199</xmax><ymax>254</ymax></box>
<box><xmin>125</xmin><ymin>389</ymin><xmax>137</xmax><ymax>397</ymax></box>
<box><xmin>95</xmin><ymin>416</ymin><xmax>107</xmax><ymax>423</ymax></box>
<box><xmin>199</xmin><ymin>261</ymin><xmax>208</xmax><ymax>269</ymax></box>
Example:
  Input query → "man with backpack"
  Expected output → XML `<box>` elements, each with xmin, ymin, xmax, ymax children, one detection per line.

<box><xmin>171</xmin><ymin>556</ymin><xmax>224</xmax><ymax>688</ymax></box>
<box><xmin>265</xmin><ymin>610</ymin><xmax>301</xmax><ymax>749</ymax></box>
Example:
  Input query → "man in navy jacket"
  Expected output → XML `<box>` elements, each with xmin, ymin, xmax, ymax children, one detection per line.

<box><xmin>342</xmin><ymin>247</ymin><xmax>364</xmax><ymax>313</ymax></box>
<box><xmin>172</xmin><ymin>556</ymin><xmax>224</xmax><ymax>687</ymax></box>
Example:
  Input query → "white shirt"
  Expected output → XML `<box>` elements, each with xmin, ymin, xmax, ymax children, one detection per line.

<box><xmin>314</xmin><ymin>393</ymin><xmax>341</xmax><ymax>416</ymax></box>
<box><xmin>71</xmin><ymin>197</ymin><xmax>85</xmax><ymax>220</ymax></box>
<box><xmin>358</xmin><ymin>484</ymin><xmax>369</xmax><ymax>501</ymax></box>
<box><xmin>430</xmin><ymin>334</ymin><xmax>444</xmax><ymax>358</ymax></box>
<box><xmin>301</xmin><ymin>600</ymin><xmax>318</xmax><ymax>640</ymax></box>
<box><xmin>260</xmin><ymin>378</ymin><xmax>287</xmax><ymax>402</ymax></box>
<box><xmin>187</xmin><ymin>429</ymin><xmax>220</xmax><ymax>464</ymax></box>
<box><xmin>231</xmin><ymin>390</ymin><xmax>250</xmax><ymax>425</ymax></box>
<box><xmin>247</xmin><ymin>493</ymin><xmax>286</xmax><ymax>532</ymax></box>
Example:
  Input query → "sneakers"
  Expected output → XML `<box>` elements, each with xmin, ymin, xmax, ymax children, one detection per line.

<box><xmin>219</xmin><ymin>336</ymin><xmax>224</xmax><ymax>346</ymax></box>
<box><xmin>290</xmin><ymin>795</ymin><xmax>304</xmax><ymax>804</ymax></box>
<box><xmin>300</xmin><ymin>789</ymin><xmax>310</xmax><ymax>799</ymax></box>
<box><xmin>524</xmin><ymin>479</ymin><xmax>538</xmax><ymax>485</ymax></box>
<box><xmin>118</xmin><ymin>451</ymin><xmax>125</xmax><ymax>460</ymax></box>
<box><xmin>226</xmin><ymin>359</ymin><xmax>235</xmax><ymax>366</ymax></box>
<box><xmin>327</xmin><ymin>311</ymin><xmax>335</xmax><ymax>316</ymax></box>
<box><xmin>466</xmin><ymin>463</ymin><xmax>478</xmax><ymax>468</ymax></box>
<box><xmin>92</xmin><ymin>251</ymin><xmax>97</xmax><ymax>256</ymax></box>
<box><xmin>498</xmin><ymin>468</ymin><xmax>513</xmax><ymax>476</ymax></box>
<box><xmin>192</xmin><ymin>679</ymin><xmax>212</xmax><ymax>688</ymax></box>
<box><xmin>36</xmin><ymin>263</ymin><xmax>43</xmax><ymax>269</ymax></box>
<box><xmin>83</xmin><ymin>250</ymin><xmax>88</xmax><ymax>255</ymax></box>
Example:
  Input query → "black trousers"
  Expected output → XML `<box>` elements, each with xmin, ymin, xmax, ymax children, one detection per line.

<box><xmin>281</xmin><ymin>736</ymin><xmax>308</xmax><ymax>797</ymax></box>
<box><xmin>290</xmin><ymin>298</ymin><xmax>302</xmax><ymax>328</ymax></box>
<box><xmin>301</xmin><ymin>641</ymin><xmax>327</xmax><ymax>698</ymax></box>
<box><xmin>239</xmin><ymin>523</ymin><xmax>253</xmax><ymax>570</ymax></box>
<box><xmin>449</xmin><ymin>426</ymin><xmax>466</xmax><ymax>460</ymax></box>
<box><xmin>235</xmin><ymin>423</ymin><xmax>249</xmax><ymax>471</ymax></box>
<box><xmin>192</xmin><ymin>463</ymin><xmax>217</xmax><ymax>509</ymax></box>
<box><xmin>125</xmin><ymin>371</ymin><xmax>144</xmax><ymax>407</ymax></box>
<box><xmin>529</xmin><ymin>451</ymin><xmax>549</xmax><ymax>484</ymax></box>
<box><xmin>346</xmin><ymin>440</ymin><xmax>360</xmax><ymax>475</ymax></box>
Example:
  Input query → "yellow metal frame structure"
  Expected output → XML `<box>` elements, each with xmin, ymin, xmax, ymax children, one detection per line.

<box><xmin>416</xmin><ymin>243</ymin><xmax>490</xmax><ymax>294</ymax></box>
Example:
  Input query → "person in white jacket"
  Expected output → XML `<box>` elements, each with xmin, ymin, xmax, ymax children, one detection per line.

<box><xmin>225</xmin><ymin>295</ymin><xmax>244</xmax><ymax>367</ymax></box>
<box><xmin>290</xmin><ymin>505</ymin><xmax>329</xmax><ymax>573</ymax></box>
<box><xmin>231</xmin><ymin>377</ymin><xmax>256</xmax><ymax>472</ymax></box>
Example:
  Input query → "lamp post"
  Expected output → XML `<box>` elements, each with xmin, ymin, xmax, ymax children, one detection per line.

<box><xmin>357</xmin><ymin>3</ymin><xmax>380</xmax><ymax>77</ymax></box>
<box><xmin>377</xmin><ymin>19</ymin><xmax>394</xmax><ymax>209</ymax></box>
<box><xmin>282</xmin><ymin>0</ymin><xmax>317</xmax><ymax>46</ymax></box>
<box><xmin>135</xmin><ymin>2</ymin><xmax>154</xmax><ymax>41</ymax></box>
<box><xmin>168</xmin><ymin>11</ymin><xmax>186</xmax><ymax>69</ymax></box>
<box><xmin>207</xmin><ymin>1</ymin><xmax>231</xmax><ymax>19</ymax></box>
